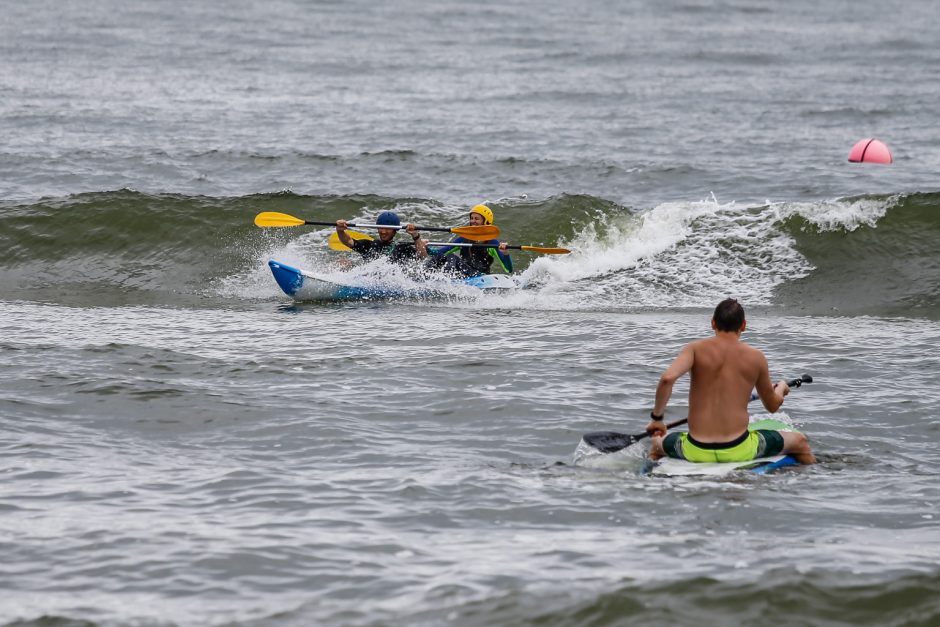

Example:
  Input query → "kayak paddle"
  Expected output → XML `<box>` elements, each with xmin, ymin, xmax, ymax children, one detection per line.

<box><xmin>581</xmin><ymin>374</ymin><xmax>813</xmax><ymax>454</ymax></box>
<box><xmin>327</xmin><ymin>233</ymin><xmax>570</xmax><ymax>255</ymax></box>
<box><xmin>425</xmin><ymin>241</ymin><xmax>571</xmax><ymax>255</ymax></box>
<box><xmin>254</xmin><ymin>211</ymin><xmax>501</xmax><ymax>241</ymax></box>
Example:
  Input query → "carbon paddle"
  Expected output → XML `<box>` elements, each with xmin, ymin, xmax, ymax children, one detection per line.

<box><xmin>327</xmin><ymin>232</ymin><xmax>570</xmax><ymax>255</ymax></box>
<box><xmin>581</xmin><ymin>374</ymin><xmax>813</xmax><ymax>454</ymax></box>
<box><xmin>425</xmin><ymin>241</ymin><xmax>571</xmax><ymax>255</ymax></box>
<box><xmin>254</xmin><ymin>211</ymin><xmax>500</xmax><ymax>241</ymax></box>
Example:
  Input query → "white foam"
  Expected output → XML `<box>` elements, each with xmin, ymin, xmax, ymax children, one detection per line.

<box><xmin>215</xmin><ymin>228</ymin><xmax>342</xmax><ymax>300</ymax></box>
<box><xmin>513</xmin><ymin>196</ymin><xmax>813</xmax><ymax>309</ymax></box>
<box><xmin>772</xmin><ymin>196</ymin><xmax>894</xmax><ymax>232</ymax></box>
<box><xmin>222</xmin><ymin>194</ymin><xmax>895</xmax><ymax>309</ymax></box>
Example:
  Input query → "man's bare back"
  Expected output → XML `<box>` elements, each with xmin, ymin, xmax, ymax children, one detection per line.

<box><xmin>683</xmin><ymin>334</ymin><xmax>773</xmax><ymax>441</ymax></box>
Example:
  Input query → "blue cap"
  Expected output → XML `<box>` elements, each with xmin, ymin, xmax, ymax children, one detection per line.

<box><xmin>376</xmin><ymin>211</ymin><xmax>401</xmax><ymax>226</ymax></box>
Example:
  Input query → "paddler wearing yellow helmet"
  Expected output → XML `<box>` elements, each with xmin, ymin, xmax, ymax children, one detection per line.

<box><xmin>468</xmin><ymin>204</ymin><xmax>494</xmax><ymax>226</ymax></box>
<box><xmin>425</xmin><ymin>204</ymin><xmax>512</xmax><ymax>278</ymax></box>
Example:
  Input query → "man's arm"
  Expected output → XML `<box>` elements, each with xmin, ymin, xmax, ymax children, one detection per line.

<box><xmin>336</xmin><ymin>220</ymin><xmax>353</xmax><ymax>248</ymax></box>
<box><xmin>646</xmin><ymin>343</ymin><xmax>695</xmax><ymax>435</ymax></box>
<box><xmin>755</xmin><ymin>352</ymin><xmax>789</xmax><ymax>413</ymax></box>
<box><xmin>405</xmin><ymin>223</ymin><xmax>428</xmax><ymax>258</ymax></box>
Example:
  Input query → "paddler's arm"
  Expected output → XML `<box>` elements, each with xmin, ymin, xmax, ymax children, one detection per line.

<box><xmin>646</xmin><ymin>343</ymin><xmax>694</xmax><ymax>436</ymax></box>
<box><xmin>336</xmin><ymin>220</ymin><xmax>354</xmax><ymax>248</ymax></box>
<box><xmin>495</xmin><ymin>242</ymin><xmax>513</xmax><ymax>273</ymax></box>
<box><xmin>755</xmin><ymin>355</ymin><xmax>790</xmax><ymax>412</ymax></box>
<box><xmin>405</xmin><ymin>223</ymin><xmax>428</xmax><ymax>258</ymax></box>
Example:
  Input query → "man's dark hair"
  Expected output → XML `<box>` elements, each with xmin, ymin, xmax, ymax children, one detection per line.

<box><xmin>713</xmin><ymin>298</ymin><xmax>745</xmax><ymax>332</ymax></box>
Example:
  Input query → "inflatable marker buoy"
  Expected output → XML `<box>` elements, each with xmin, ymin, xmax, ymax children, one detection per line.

<box><xmin>848</xmin><ymin>138</ymin><xmax>892</xmax><ymax>164</ymax></box>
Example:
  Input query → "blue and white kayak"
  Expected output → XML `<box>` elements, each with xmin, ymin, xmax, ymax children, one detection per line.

<box><xmin>645</xmin><ymin>418</ymin><xmax>800</xmax><ymax>477</ymax></box>
<box><xmin>268</xmin><ymin>260</ymin><xmax>516</xmax><ymax>301</ymax></box>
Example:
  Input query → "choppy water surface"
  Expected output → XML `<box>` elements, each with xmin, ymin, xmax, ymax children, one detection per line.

<box><xmin>3</xmin><ymin>303</ymin><xmax>939</xmax><ymax>625</ymax></box>
<box><xmin>2</xmin><ymin>0</ymin><xmax>940</xmax><ymax>625</ymax></box>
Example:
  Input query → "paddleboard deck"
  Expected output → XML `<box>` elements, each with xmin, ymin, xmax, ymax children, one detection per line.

<box><xmin>268</xmin><ymin>260</ymin><xmax>516</xmax><ymax>301</ymax></box>
<box><xmin>645</xmin><ymin>418</ymin><xmax>801</xmax><ymax>477</ymax></box>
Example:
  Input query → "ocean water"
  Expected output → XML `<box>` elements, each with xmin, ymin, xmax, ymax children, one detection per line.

<box><xmin>2</xmin><ymin>1</ymin><xmax>940</xmax><ymax>625</ymax></box>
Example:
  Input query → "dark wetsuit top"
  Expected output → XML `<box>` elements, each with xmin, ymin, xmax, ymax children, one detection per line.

<box><xmin>350</xmin><ymin>239</ymin><xmax>419</xmax><ymax>264</ymax></box>
<box><xmin>428</xmin><ymin>237</ymin><xmax>513</xmax><ymax>276</ymax></box>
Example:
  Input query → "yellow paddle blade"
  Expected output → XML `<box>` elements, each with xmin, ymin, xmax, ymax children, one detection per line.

<box><xmin>254</xmin><ymin>211</ymin><xmax>306</xmax><ymax>227</ymax></box>
<box><xmin>520</xmin><ymin>245</ymin><xmax>571</xmax><ymax>255</ymax></box>
<box><xmin>328</xmin><ymin>230</ymin><xmax>374</xmax><ymax>251</ymax></box>
<box><xmin>451</xmin><ymin>225</ymin><xmax>501</xmax><ymax>241</ymax></box>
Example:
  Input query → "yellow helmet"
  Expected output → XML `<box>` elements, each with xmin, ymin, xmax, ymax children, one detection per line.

<box><xmin>470</xmin><ymin>204</ymin><xmax>494</xmax><ymax>225</ymax></box>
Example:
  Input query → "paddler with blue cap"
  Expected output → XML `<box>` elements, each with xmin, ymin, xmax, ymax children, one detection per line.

<box><xmin>335</xmin><ymin>211</ymin><xmax>427</xmax><ymax>264</ymax></box>
<box><xmin>424</xmin><ymin>204</ymin><xmax>512</xmax><ymax>278</ymax></box>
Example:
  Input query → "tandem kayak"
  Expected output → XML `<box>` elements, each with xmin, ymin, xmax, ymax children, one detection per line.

<box><xmin>267</xmin><ymin>260</ymin><xmax>517</xmax><ymax>301</ymax></box>
<box><xmin>645</xmin><ymin>418</ymin><xmax>800</xmax><ymax>477</ymax></box>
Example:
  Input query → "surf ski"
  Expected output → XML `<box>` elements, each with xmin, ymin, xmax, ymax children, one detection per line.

<box><xmin>267</xmin><ymin>260</ymin><xmax>516</xmax><ymax>301</ymax></box>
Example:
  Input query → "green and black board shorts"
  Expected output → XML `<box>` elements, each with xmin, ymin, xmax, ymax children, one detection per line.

<box><xmin>662</xmin><ymin>429</ymin><xmax>785</xmax><ymax>463</ymax></box>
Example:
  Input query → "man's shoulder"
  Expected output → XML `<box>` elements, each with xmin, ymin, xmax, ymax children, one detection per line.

<box><xmin>687</xmin><ymin>337</ymin><xmax>715</xmax><ymax>351</ymax></box>
<box><xmin>737</xmin><ymin>341</ymin><xmax>766</xmax><ymax>358</ymax></box>
<box><xmin>690</xmin><ymin>337</ymin><xmax>765</xmax><ymax>361</ymax></box>
<box><xmin>731</xmin><ymin>341</ymin><xmax>768</xmax><ymax>371</ymax></box>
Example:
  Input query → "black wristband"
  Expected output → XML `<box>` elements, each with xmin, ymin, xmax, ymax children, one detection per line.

<box><xmin>650</xmin><ymin>411</ymin><xmax>664</xmax><ymax>421</ymax></box>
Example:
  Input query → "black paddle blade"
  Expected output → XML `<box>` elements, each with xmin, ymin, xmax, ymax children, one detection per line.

<box><xmin>581</xmin><ymin>431</ymin><xmax>640</xmax><ymax>454</ymax></box>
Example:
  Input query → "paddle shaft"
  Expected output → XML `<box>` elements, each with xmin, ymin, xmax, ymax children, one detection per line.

<box><xmin>254</xmin><ymin>213</ymin><xmax>499</xmax><ymax>242</ymax></box>
<box><xmin>621</xmin><ymin>384</ymin><xmax>796</xmax><ymax>446</ymax></box>
<box><xmin>582</xmin><ymin>375</ymin><xmax>812</xmax><ymax>453</ymax></box>
<box><xmin>426</xmin><ymin>241</ymin><xmax>570</xmax><ymax>254</ymax></box>
<box><xmin>315</xmin><ymin>221</ymin><xmax>474</xmax><ymax>235</ymax></box>
<box><xmin>648</xmin><ymin>375</ymin><xmax>809</xmax><ymax>437</ymax></box>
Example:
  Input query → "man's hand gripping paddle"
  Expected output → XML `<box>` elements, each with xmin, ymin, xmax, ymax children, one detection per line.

<box><xmin>581</xmin><ymin>374</ymin><xmax>813</xmax><ymax>454</ymax></box>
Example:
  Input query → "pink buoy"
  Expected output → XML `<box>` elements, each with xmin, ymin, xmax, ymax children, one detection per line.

<box><xmin>848</xmin><ymin>138</ymin><xmax>893</xmax><ymax>164</ymax></box>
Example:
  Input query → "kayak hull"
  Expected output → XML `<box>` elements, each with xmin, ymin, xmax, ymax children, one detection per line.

<box><xmin>646</xmin><ymin>418</ymin><xmax>801</xmax><ymax>477</ymax></box>
<box><xmin>268</xmin><ymin>260</ymin><xmax>516</xmax><ymax>301</ymax></box>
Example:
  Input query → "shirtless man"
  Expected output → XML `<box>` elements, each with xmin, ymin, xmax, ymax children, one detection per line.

<box><xmin>647</xmin><ymin>298</ymin><xmax>816</xmax><ymax>464</ymax></box>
